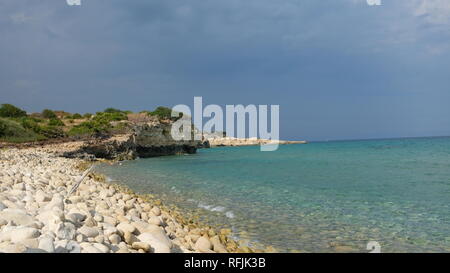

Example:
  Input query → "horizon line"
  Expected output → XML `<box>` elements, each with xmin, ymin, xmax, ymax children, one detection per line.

<box><xmin>307</xmin><ymin>135</ymin><xmax>450</xmax><ymax>143</ymax></box>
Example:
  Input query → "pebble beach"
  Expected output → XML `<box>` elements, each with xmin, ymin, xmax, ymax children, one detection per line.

<box><xmin>0</xmin><ymin>143</ymin><xmax>247</xmax><ymax>253</ymax></box>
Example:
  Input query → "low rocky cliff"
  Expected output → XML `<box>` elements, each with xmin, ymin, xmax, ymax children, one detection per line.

<box><xmin>63</xmin><ymin>121</ymin><xmax>202</xmax><ymax>160</ymax></box>
<box><xmin>132</xmin><ymin>122</ymin><xmax>200</xmax><ymax>157</ymax></box>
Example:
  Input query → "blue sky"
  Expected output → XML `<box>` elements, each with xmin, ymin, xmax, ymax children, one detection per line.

<box><xmin>1</xmin><ymin>0</ymin><xmax>449</xmax><ymax>141</ymax></box>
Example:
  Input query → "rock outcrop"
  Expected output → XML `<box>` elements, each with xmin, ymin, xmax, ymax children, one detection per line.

<box><xmin>63</xmin><ymin>121</ymin><xmax>201</xmax><ymax>160</ymax></box>
<box><xmin>206</xmin><ymin>136</ymin><xmax>307</xmax><ymax>147</ymax></box>
<box><xmin>132</xmin><ymin>123</ymin><xmax>199</xmax><ymax>157</ymax></box>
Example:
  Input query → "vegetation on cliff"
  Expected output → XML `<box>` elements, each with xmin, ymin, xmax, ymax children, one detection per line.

<box><xmin>0</xmin><ymin>103</ymin><xmax>27</xmax><ymax>118</ymax></box>
<box><xmin>142</xmin><ymin>106</ymin><xmax>183</xmax><ymax>121</ymax></box>
<box><xmin>41</xmin><ymin>109</ymin><xmax>57</xmax><ymax>119</ymax></box>
<box><xmin>0</xmin><ymin>117</ymin><xmax>46</xmax><ymax>143</ymax></box>
<box><xmin>0</xmin><ymin>104</ymin><xmax>179</xmax><ymax>143</ymax></box>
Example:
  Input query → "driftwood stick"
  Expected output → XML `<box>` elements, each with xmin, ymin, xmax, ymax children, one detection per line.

<box><xmin>66</xmin><ymin>165</ymin><xmax>95</xmax><ymax>198</ymax></box>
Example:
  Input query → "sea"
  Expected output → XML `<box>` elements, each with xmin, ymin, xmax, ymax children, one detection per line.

<box><xmin>96</xmin><ymin>137</ymin><xmax>450</xmax><ymax>252</ymax></box>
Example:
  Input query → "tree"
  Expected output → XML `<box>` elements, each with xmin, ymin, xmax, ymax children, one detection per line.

<box><xmin>48</xmin><ymin>118</ymin><xmax>65</xmax><ymax>126</ymax></box>
<box><xmin>83</xmin><ymin>113</ymin><xmax>93</xmax><ymax>119</ymax></box>
<box><xmin>0</xmin><ymin>104</ymin><xmax>27</xmax><ymax>118</ymax></box>
<box><xmin>150</xmin><ymin>106</ymin><xmax>183</xmax><ymax>121</ymax></box>
<box><xmin>71</xmin><ymin>113</ymin><xmax>82</xmax><ymax>119</ymax></box>
<box><xmin>42</xmin><ymin>109</ymin><xmax>57</xmax><ymax>119</ymax></box>
<box><xmin>104</xmin><ymin>108</ymin><xmax>122</xmax><ymax>113</ymax></box>
<box><xmin>0</xmin><ymin>119</ymin><xmax>6</xmax><ymax>136</ymax></box>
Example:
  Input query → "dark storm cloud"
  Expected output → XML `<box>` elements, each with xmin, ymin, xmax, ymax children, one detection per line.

<box><xmin>1</xmin><ymin>0</ymin><xmax>449</xmax><ymax>140</ymax></box>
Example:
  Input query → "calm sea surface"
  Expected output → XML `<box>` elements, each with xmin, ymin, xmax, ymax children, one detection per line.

<box><xmin>97</xmin><ymin>137</ymin><xmax>450</xmax><ymax>252</ymax></box>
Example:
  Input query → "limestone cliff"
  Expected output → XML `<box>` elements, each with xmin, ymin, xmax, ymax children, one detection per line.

<box><xmin>63</xmin><ymin>120</ymin><xmax>201</xmax><ymax>160</ymax></box>
<box><xmin>131</xmin><ymin>122</ymin><xmax>200</xmax><ymax>157</ymax></box>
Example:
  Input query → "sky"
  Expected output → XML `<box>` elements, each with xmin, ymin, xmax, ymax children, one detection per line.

<box><xmin>1</xmin><ymin>0</ymin><xmax>450</xmax><ymax>141</ymax></box>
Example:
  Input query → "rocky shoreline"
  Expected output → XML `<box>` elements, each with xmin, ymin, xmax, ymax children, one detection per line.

<box><xmin>206</xmin><ymin>136</ymin><xmax>307</xmax><ymax>147</ymax></box>
<box><xmin>0</xmin><ymin>143</ymin><xmax>260</xmax><ymax>253</ymax></box>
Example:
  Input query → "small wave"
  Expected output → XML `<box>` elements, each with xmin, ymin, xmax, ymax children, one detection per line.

<box><xmin>198</xmin><ymin>202</ymin><xmax>231</xmax><ymax>216</ymax></box>
<box><xmin>170</xmin><ymin>186</ymin><xmax>180</xmax><ymax>194</ymax></box>
<box><xmin>225</xmin><ymin>211</ymin><xmax>235</xmax><ymax>218</ymax></box>
<box><xmin>198</xmin><ymin>202</ymin><xmax>213</xmax><ymax>211</ymax></box>
<box><xmin>191</xmin><ymin>200</ymin><xmax>236</xmax><ymax>219</ymax></box>
<box><xmin>211</xmin><ymin>206</ymin><xmax>226</xmax><ymax>212</ymax></box>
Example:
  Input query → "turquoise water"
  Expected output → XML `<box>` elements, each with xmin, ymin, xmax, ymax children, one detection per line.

<box><xmin>97</xmin><ymin>137</ymin><xmax>450</xmax><ymax>252</ymax></box>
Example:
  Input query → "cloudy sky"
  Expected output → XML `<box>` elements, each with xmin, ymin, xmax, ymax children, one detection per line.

<box><xmin>1</xmin><ymin>0</ymin><xmax>449</xmax><ymax>140</ymax></box>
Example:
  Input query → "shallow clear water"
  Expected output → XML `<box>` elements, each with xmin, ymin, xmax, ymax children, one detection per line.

<box><xmin>97</xmin><ymin>137</ymin><xmax>450</xmax><ymax>252</ymax></box>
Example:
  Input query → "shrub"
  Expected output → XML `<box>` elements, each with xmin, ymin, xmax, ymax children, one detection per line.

<box><xmin>0</xmin><ymin>118</ymin><xmax>46</xmax><ymax>142</ymax></box>
<box><xmin>41</xmin><ymin>109</ymin><xmax>57</xmax><ymax>119</ymax></box>
<box><xmin>68</xmin><ymin>119</ymin><xmax>110</xmax><ymax>136</ymax></box>
<box><xmin>68</xmin><ymin>108</ymin><xmax>130</xmax><ymax>137</ymax></box>
<box><xmin>0</xmin><ymin>119</ymin><xmax>6</xmax><ymax>136</ymax></box>
<box><xmin>0</xmin><ymin>104</ymin><xmax>27</xmax><ymax>118</ymax></box>
<box><xmin>104</xmin><ymin>108</ymin><xmax>122</xmax><ymax>113</ymax></box>
<box><xmin>71</xmin><ymin>113</ymin><xmax>82</xmax><ymax>119</ymax></box>
<box><xmin>94</xmin><ymin>111</ymin><xmax>128</xmax><ymax>122</ymax></box>
<box><xmin>68</xmin><ymin>125</ymin><xmax>95</xmax><ymax>136</ymax></box>
<box><xmin>20</xmin><ymin>117</ymin><xmax>41</xmax><ymax>132</ymax></box>
<box><xmin>110</xmin><ymin>122</ymin><xmax>129</xmax><ymax>134</ymax></box>
<box><xmin>149</xmin><ymin>106</ymin><xmax>171</xmax><ymax>120</ymax></box>
<box><xmin>38</xmin><ymin>125</ymin><xmax>65</xmax><ymax>138</ymax></box>
<box><xmin>83</xmin><ymin>113</ymin><xmax>93</xmax><ymax>119</ymax></box>
<box><xmin>149</xmin><ymin>106</ymin><xmax>182</xmax><ymax>121</ymax></box>
<box><xmin>1</xmin><ymin>116</ymin><xmax>66</xmax><ymax>140</ymax></box>
<box><xmin>48</xmin><ymin>118</ymin><xmax>65</xmax><ymax>126</ymax></box>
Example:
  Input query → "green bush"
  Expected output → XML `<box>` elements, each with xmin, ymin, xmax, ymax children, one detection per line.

<box><xmin>94</xmin><ymin>111</ymin><xmax>128</xmax><ymax>122</ymax></box>
<box><xmin>83</xmin><ymin>113</ymin><xmax>93</xmax><ymax>119</ymax></box>
<box><xmin>0</xmin><ymin>119</ymin><xmax>7</xmax><ymax>136</ymax></box>
<box><xmin>48</xmin><ymin>118</ymin><xmax>65</xmax><ymax>126</ymax></box>
<box><xmin>68</xmin><ymin>125</ymin><xmax>96</xmax><ymax>136</ymax></box>
<box><xmin>68</xmin><ymin>110</ymin><xmax>129</xmax><ymax>137</ymax></box>
<box><xmin>0</xmin><ymin>118</ymin><xmax>46</xmax><ymax>142</ymax></box>
<box><xmin>38</xmin><ymin>125</ymin><xmax>65</xmax><ymax>138</ymax></box>
<box><xmin>104</xmin><ymin>108</ymin><xmax>122</xmax><ymax>113</ymax></box>
<box><xmin>19</xmin><ymin>117</ymin><xmax>41</xmax><ymax>132</ymax></box>
<box><xmin>149</xmin><ymin>106</ymin><xmax>171</xmax><ymax>119</ymax></box>
<box><xmin>71</xmin><ymin>113</ymin><xmax>82</xmax><ymax>119</ymax></box>
<box><xmin>68</xmin><ymin>119</ymin><xmax>109</xmax><ymax>136</ymax></box>
<box><xmin>0</xmin><ymin>104</ymin><xmax>27</xmax><ymax>118</ymax></box>
<box><xmin>149</xmin><ymin>106</ymin><xmax>182</xmax><ymax>121</ymax></box>
<box><xmin>0</xmin><ymin>116</ymin><xmax>66</xmax><ymax>142</ymax></box>
<box><xmin>110</xmin><ymin>122</ymin><xmax>129</xmax><ymax>134</ymax></box>
<box><xmin>41</xmin><ymin>109</ymin><xmax>57</xmax><ymax>119</ymax></box>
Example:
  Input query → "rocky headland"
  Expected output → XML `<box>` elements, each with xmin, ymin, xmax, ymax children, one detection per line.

<box><xmin>206</xmin><ymin>136</ymin><xmax>307</xmax><ymax>147</ymax></box>
<box><xmin>61</xmin><ymin>117</ymin><xmax>202</xmax><ymax>161</ymax></box>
